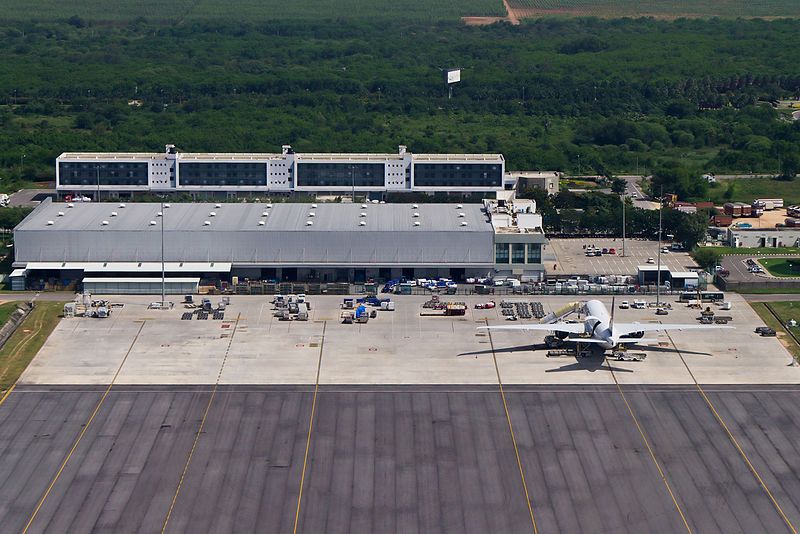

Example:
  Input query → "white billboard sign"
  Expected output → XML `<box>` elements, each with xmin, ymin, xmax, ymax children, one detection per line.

<box><xmin>446</xmin><ymin>69</ymin><xmax>461</xmax><ymax>84</ymax></box>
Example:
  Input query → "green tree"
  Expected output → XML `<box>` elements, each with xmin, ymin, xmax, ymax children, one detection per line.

<box><xmin>611</xmin><ymin>178</ymin><xmax>627</xmax><ymax>194</ymax></box>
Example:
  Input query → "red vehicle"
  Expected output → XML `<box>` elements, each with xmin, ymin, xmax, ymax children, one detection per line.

<box><xmin>475</xmin><ymin>301</ymin><xmax>496</xmax><ymax>309</ymax></box>
<box><xmin>609</xmin><ymin>248</ymin><xmax>616</xmax><ymax>255</ymax></box>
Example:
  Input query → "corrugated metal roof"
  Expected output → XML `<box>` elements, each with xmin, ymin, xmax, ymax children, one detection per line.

<box><xmin>24</xmin><ymin>261</ymin><xmax>231</xmax><ymax>273</ymax></box>
<box><xmin>17</xmin><ymin>201</ymin><xmax>490</xmax><ymax>233</ymax></box>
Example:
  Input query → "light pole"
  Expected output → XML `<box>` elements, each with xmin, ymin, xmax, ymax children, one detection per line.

<box><xmin>350</xmin><ymin>164</ymin><xmax>355</xmax><ymax>203</ymax></box>
<box><xmin>161</xmin><ymin>201</ymin><xmax>166</xmax><ymax>307</ymax></box>
<box><xmin>656</xmin><ymin>186</ymin><xmax>663</xmax><ymax>308</ymax></box>
<box><xmin>621</xmin><ymin>194</ymin><xmax>626</xmax><ymax>257</ymax></box>
<box><xmin>95</xmin><ymin>164</ymin><xmax>102</xmax><ymax>202</ymax></box>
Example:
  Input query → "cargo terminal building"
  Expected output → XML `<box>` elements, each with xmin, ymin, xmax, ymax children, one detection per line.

<box><xmin>11</xmin><ymin>197</ymin><xmax>548</xmax><ymax>292</ymax></box>
<box><xmin>56</xmin><ymin>144</ymin><xmax>508</xmax><ymax>199</ymax></box>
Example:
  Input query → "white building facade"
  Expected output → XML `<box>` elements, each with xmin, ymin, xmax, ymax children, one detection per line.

<box><xmin>56</xmin><ymin>144</ymin><xmax>506</xmax><ymax>199</ymax></box>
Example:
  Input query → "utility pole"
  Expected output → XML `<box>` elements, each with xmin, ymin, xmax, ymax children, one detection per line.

<box><xmin>656</xmin><ymin>186</ymin><xmax>663</xmax><ymax>308</ymax></box>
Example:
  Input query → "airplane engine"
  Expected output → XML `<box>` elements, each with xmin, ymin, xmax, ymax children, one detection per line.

<box><xmin>584</xmin><ymin>316</ymin><xmax>601</xmax><ymax>335</ymax></box>
<box><xmin>555</xmin><ymin>331</ymin><xmax>570</xmax><ymax>340</ymax></box>
<box><xmin>621</xmin><ymin>331</ymin><xmax>644</xmax><ymax>339</ymax></box>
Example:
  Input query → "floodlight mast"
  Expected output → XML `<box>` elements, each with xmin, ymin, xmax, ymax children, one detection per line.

<box><xmin>161</xmin><ymin>201</ymin><xmax>165</xmax><ymax>307</ymax></box>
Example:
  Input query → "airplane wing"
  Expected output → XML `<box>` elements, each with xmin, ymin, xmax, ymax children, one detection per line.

<box><xmin>478</xmin><ymin>323</ymin><xmax>586</xmax><ymax>334</ymax></box>
<box><xmin>613</xmin><ymin>323</ymin><xmax>734</xmax><ymax>336</ymax></box>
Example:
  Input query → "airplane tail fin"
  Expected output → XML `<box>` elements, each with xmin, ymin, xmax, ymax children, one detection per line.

<box><xmin>610</xmin><ymin>296</ymin><xmax>615</xmax><ymax>337</ymax></box>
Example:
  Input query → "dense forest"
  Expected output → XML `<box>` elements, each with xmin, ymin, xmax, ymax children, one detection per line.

<box><xmin>2</xmin><ymin>17</ymin><xmax>800</xmax><ymax>191</ymax></box>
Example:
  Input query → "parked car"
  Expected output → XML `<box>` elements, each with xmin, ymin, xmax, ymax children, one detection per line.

<box><xmin>760</xmin><ymin>328</ymin><xmax>777</xmax><ymax>337</ymax></box>
<box><xmin>465</xmin><ymin>277</ymin><xmax>477</xmax><ymax>284</ymax></box>
<box><xmin>619</xmin><ymin>301</ymin><xmax>630</xmax><ymax>309</ymax></box>
<box><xmin>602</xmin><ymin>248</ymin><xmax>609</xmax><ymax>254</ymax></box>
<box><xmin>647</xmin><ymin>257</ymin><xmax>655</xmax><ymax>264</ymax></box>
<box><xmin>609</xmin><ymin>248</ymin><xmax>616</xmax><ymax>255</ymax></box>
<box><xmin>655</xmin><ymin>308</ymin><xmax>669</xmax><ymax>316</ymax></box>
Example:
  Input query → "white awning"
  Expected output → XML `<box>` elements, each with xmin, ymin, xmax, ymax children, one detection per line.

<box><xmin>23</xmin><ymin>262</ymin><xmax>232</xmax><ymax>273</ymax></box>
<box><xmin>9</xmin><ymin>269</ymin><xmax>27</xmax><ymax>278</ymax></box>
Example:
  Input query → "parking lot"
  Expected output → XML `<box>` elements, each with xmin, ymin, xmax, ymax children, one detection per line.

<box><xmin>549</xmin><ymin>238</ymin><xmax>699</xmax><ymax>276</ymax></box>
<box><xmin>6</xmin><ymin>292</ymin><xmax>800</xmax><ymax>533</ymax></box>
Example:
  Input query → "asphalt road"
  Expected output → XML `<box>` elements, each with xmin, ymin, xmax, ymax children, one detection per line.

<box><xmin>4</xmin><ymin>384</ymin><xmax>800</xmax><ymax>533</ymax></box>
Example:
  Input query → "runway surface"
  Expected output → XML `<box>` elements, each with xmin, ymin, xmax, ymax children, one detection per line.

<box><xmin>3</xmin><ymin>384</ymin><xmax>800</xmax><ymax>533</ymax></box>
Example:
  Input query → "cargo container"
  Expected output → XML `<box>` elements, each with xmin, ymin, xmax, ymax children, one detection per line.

<box><xmin>755</xmin><ymin>198</ymin><xmax>783</xmax><ymax>209</ymax></box>
<box><xmin>724</xmin><ymin>203</ymin><xmax>741</xmax><ymax>217</ymax></box>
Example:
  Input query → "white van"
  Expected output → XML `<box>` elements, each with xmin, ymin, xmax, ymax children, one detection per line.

<box><xmin>633</xmin><ymin>300</ymin><xmax>647</xmax><ymax>309</ymax></box>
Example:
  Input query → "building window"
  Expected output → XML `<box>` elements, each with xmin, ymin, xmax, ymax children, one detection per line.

<box><xmin>413</xmin><ymin>163</ymin><xmax>502</xmax><ymax>188</ymax></box>
<box><xmin>511</xmin><ymin>243</ymin><xmax>525</xmax><ymax>264</ymax></box>
<box><xmin>296</xmin><ymin>162</ymin><xmax>385</xmax><ymax>187</ymax></box>
<box><xmin>495</xmin><ymin>243</ymin><xmax>509</xmax><ymax>264</ymax></box>
<box><xmin>59</xmin><ymin>162</ymin><xmax>148</xmax><ymax>186</ymax></box>
<box><xmin>526</xmin><ymin>243</ymin><xmax>542</xmax><ymax>264</ymax></box>
<box><xmin>178</xmin><ymin>162</ymin><xmax>267</xmax><ymax>187</ymax></box>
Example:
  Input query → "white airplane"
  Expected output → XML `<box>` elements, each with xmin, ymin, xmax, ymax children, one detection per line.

<box><xmin>479</xmin><ymin>298</ymin><xmax>732</xmax><ymax>351</ymax></box>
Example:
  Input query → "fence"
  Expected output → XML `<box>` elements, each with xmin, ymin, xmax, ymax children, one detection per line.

<box><xmin>224</xmin><ymin>281</ymin><xmax>685</xmax><ymax>297</ymax></box>
<box><xmin>717</xmin><ymin>277</ymin><xmax>800</xmax><ymax>292</ymax></box>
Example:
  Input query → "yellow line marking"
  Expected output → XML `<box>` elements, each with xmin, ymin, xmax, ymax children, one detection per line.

<box><xmin>293</xmin><ymin>321</ymin><xmax>326</xmax><ymax>534</ymax></box>
<box><xmin>664</xmin><ymin>330</ymin><xmax>798</xmax><ymax>534</ymax></box>
<box><xmin>608</xmin><ymin>369</ymin><xmax>692</xmax><ymax>533</ymax></box>
<box><xmin>485</xmin><ymin>322</ymin><xmax>538</xmax><ymax>533</ymax></box>
<box><xmin>0</xmin><ymin>383</ymin><xmax>16</xmax><ymax>407</ymax></box>
<box><xmin>161</xmin><ymin>313</ymin><xmax>241</xmax><ymax>534</ymax></box>
<box><xmin>23</xmin><ymin>320</ymin><xmax>146</xmax><ymax>533</ymax></box>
